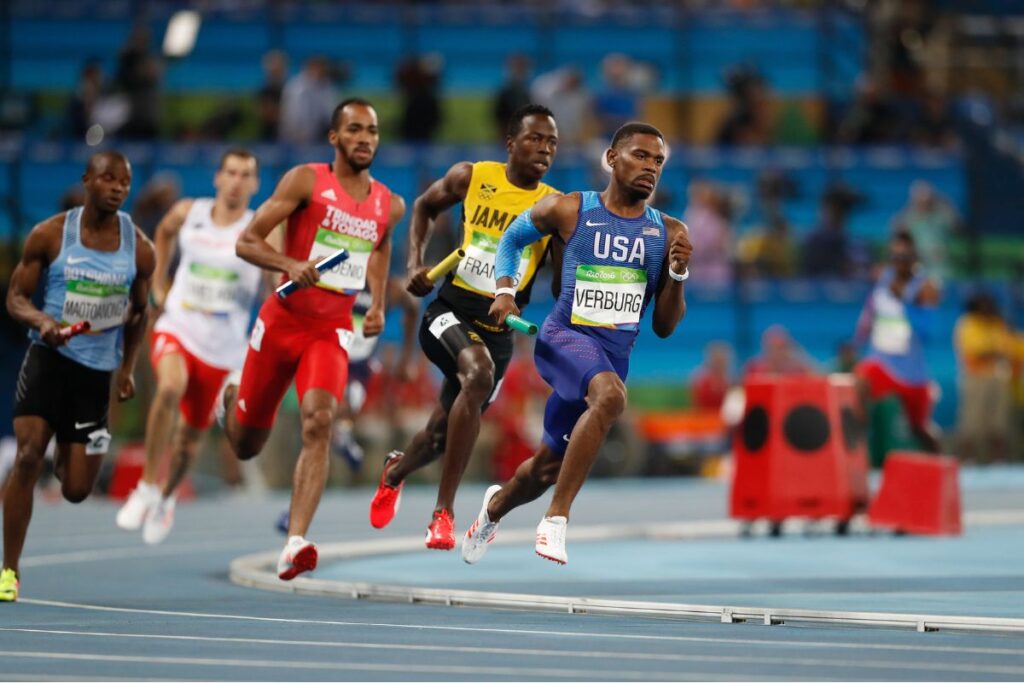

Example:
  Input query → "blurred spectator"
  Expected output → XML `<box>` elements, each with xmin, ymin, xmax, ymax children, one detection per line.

<box><xmin>891</xmin><ymin>180</ymin><xmax>960</xmax><ymax>281</ymax></box>
<box><xmin>397</xmin><ymin>55</ymin><xmax>443</xmax><ymax>143</ymax></box>
<box><xmin>838</xmin><ymin>77</ymin><xmax>901</xmax><ymax>144</ymax></box>
<box><xmin>594</xmin><ymin>54</ymin><xmax>639</xmax><ymax>139</ymax></box>
<box><xmin>115</xmin><ymin>25</ymin><xmax>162</xmax><ymax>139</ymax></box>
<box><xmin>691</xmin><ymin>342</ymin><xmax>734</xmax><ymax>412</ymax></box>
<box><xmin>131</xmin><ymin>173</ymin><xmax>181</xmax><ymax>239</ymax></box>
<box><xmin>744</xmin><ymin>325</ymin><xmax>815</xmax><ymax>377</ymax></box>
<box><xmin>802</xmin><ymin>184</ymin><xmax>861</xmax><ymax>278</ymax></box>
<box><xmin>954</xmin><ymin>291</ymin><xmax>1015</xmax><ymax>463</ymax></box>
<box><xmin>256</xmin><ymin>50</ymin><xmax>289</xmax><ymax>141</ymax></box>
<box><xmin>68</xmin><ymin>60</ymin><xmax>104</xmax><ymax>139</ymax></box>
<box><xmin>853</xmin><ymin>231</ymin><xmax>941</xmax><ymax>452</ymax></box>
<box><xmin>716</xmin><ymin>65</ymin><xmax>775</xmax><ymax>145</ymax></box>
<box><xmin>737</xmin><ymin>211</ymin><xmax>797</xmax><ymax>279</ymax></box>
<box><xmin>834</xmin><ymin>340</ymin><xmax>859</xmax><ymax>374</ymax></box>
<box><xmin>738</xmin><ymin>171</ymin><xmax>798</xmax><ymax>278</ymax></box>
<box><xmin>683</xmin><ymin>181</ymin><xmax>733</xmax><ymax>286</ymax></box>
<box><xmin>58</xmin><ymin>186</ymin><xmax>86</xmax><ymax>213</ymax></box>
<box><xmin>910</xmin><ymin>91</ymin><xmax>957</xmax><ymax>149</ymax></box>
<box><xmin>492</xmin><ymin>54</ymin><xmax>532</xmax><ymax>141</ymax></box>
<box><xmin>280</xmin><ymin>56</ymin><xmax>337</xmax><ymax>145</ymax></box>
<box><xmin>532</xmin><ymin>66</ymin><xmax>591</xmax><ymax>146</ymax></box>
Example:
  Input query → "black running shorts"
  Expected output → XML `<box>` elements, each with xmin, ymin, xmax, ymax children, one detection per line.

<box><xmin>14</xmin><ymin>343</ymin><xmax>112</xmax><ymax>453</ymax></box>
<box><xmin>418</xmin><ymin>297</ymin><xmax>513</xmax><ymax>412</ymax></box>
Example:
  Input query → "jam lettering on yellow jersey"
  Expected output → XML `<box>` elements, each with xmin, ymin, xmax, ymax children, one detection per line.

<box><xmin>467</xmin><ymin>204</ymin><xmax>518</xmax><ymax>232</ymax></box>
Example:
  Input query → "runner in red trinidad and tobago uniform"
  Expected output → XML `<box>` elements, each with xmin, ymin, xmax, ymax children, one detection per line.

<box><xmin>218</xmin><ymin>98</ymin><xmax>406</xmax><ymax>580</ymax></box>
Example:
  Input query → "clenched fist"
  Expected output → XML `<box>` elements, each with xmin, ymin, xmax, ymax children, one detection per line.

<box><xmin>669</xmin><ymin>227</ymin><xmax>693</xmax><ymax>275</ymax></box>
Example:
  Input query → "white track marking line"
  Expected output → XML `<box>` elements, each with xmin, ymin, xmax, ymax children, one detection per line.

<box><xmin>16</xmin><ymin>599</ymin><xmax>1024</xmax><ymax>657</ymax></box>
<box><xmin>22</xmin><ymin>509</ymin><xmax>1024</xmax><ymax>568</ymax></box>
<box><xmin>0</xmin><ymin>674</ymin><xmax>175</xmax><ymax>682</ymax></box>
<box><xmin>0</xmin><ymin>651</ymin><xmax>743</xmax><ymax>681</ymax></box>
<box><xmin>20</xmin><ymin>538</ymin><xmax>266</xmax><ymax>568</ymax></box>
<box><xmin>2</xmin><ymin>633</ymin><xmax>1022</xmax><ymax>677</ymax></box>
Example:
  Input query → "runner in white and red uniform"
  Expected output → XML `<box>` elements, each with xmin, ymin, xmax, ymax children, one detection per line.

<box><xmin>116</xmin><ymin>149</ymin><xmax>263</xmax><ymax>545</ymax></box>
<box><xmin>219</xmin><ymin>98</ymin><xmax>406</xmax><ymax>580</ymax></box>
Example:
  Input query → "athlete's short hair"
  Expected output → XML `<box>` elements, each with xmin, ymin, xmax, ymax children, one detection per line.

<box><xmin>85</xmin><ymin>150</ymin><xmax>129</xmax><ymax>173</ymax></box>
<box><xmin>506</xmin><ymin>103</ymin><xmax>555</xmax><ymax>139</ymax></box>
<box><xmin>219</xmin><ymin>148</ymin><xmax>258</xmax><ymax>173</ymax></box>
<box><xmin>892</xmin><ymin>230</ymin><xmax>916</xmax><ymax>248</ymax></box>
<box><xmin>611</xmin><ymin>122</ymin><xmax>664</xmax><ymax>149</ymax></box>
<box><xmin>331</xmin><ymin>97</ymin><xmax>375</xmax><ymax>130</ymax></box>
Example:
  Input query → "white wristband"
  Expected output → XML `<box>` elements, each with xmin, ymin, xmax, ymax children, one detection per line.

<box><xmin>494</xmin><ymin>286</ymin><xmax>517</xmax><ymax>299</ymax></box>
<box><xmin>668</xmin><ymin>266</ymin><xmax>689</xmax><ymax>282</ymax></box>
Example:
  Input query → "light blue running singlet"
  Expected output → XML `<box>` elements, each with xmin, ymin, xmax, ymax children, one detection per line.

<box><xmin>31</xmin><ymin>207</ymin><xmax>137</xmax><ymax>371</ymax></box>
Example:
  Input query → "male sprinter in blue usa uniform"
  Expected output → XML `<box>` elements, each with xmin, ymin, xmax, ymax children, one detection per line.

<box><xmin>464</xmin><ymin>122</ymin><xmax>692</xmax><ymax>565</ymax></box>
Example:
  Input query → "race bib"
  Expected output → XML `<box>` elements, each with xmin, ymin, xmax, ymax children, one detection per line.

<box><xmin>453</xmin><ymin>232</ymin><xmax>531</xmax><ymax>297</ymax></box>
<box><xmin>871</xmin><ymin>315</ymin><xmax>912</xmax><ymax>355</ymax></box>
<box><xmin>181</xmin><ymin>262</ymin><xmax>240</xmax><ymax>314</ymax></box>
<box><xmin>308</xmin><ymin>228</ymin><xmax>373</xmax><ymax>293</ymax></box>
<box><xmin>62</xmin><ymin>280</ymin><xmax>129</xmax><ymax>331</ymax></box>
<box><xmin>570</xmin><ymin>264</ymin><xmax>646</xmax><ymax>329</ymax></box>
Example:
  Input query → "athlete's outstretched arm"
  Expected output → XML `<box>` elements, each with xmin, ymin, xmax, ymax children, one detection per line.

<box><xmin>117</xmin><ymin>228</ymin><xmax>156</xmax><ymax>401</ymax></box>
<box><xmin>406</xmin><ymin>162</ymin><xmax>472</xmax><ymax>296</ymax></box>
<box><xmin>363</xmin><ymin>192</ymin><xmax>407</xmax><ymax>338</ymax></box>
<box><xmin>490</xmin><ymin>193</ymin><xmax>579</xmax><ymax>325</ymax></box>
<box><xmin>651</xmin><ymin>218</ymin><xmax>692</xmax><ymax>338</ymax></box>
<box><xmin>151</xmin><ymin>199</ymin><xmax>193</xmax><ymax>309</ymax></box>
<box><xmin>236</xmin><ymin>165</ymin><xmax>320</xmax><ymax>288</ymax></box>
<box><xmin>6</xmin><ymin>216</ymin><xmax>64</xmax><ymax>346</ymax></box>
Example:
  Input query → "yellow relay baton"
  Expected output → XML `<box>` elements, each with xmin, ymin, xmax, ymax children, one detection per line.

<box><xmin>426</xmin><ymin>249</ymin><xmax>466</xmax><ymax>283</ymax></box>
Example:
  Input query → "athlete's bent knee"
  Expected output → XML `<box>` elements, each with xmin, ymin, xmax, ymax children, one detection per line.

<box><xmin>154</xmin><ymin>383</ymin><xmax>185</xmax><ymax>411</ymax></box>
<box><xmin>301</xmin><ymin>408</ymin><xmax>334</xmax><ymax>444</ymax></box>
<box><xmin>460</xmin><ymin>364</ymin><xmax>496</xmax><ymax>405</ymax></box>
<box><xmin>591</xmin><ymin>382</ymin><xmax>626</xmax><ymax>420</ymax></box>
<box><xmin>13</xmin><ymin>445</ymin><xmax>46</xmax><ymax>474</ymax></box>
<box><xmin>61</xmin><ymin>481</ymin><xmax>92</xmax><ymax>504</ymax></box>
<box><xmin>233</xmin><ymin>430</ymin><xmax>267</xmax><ymax>461</ymax></box>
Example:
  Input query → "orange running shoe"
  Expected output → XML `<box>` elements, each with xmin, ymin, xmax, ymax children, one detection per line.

<box><xmin>425</xmin><ymin>509</ymin><xmax>455</xmax><ymax>550</ymax></box>
<box><xmin>369</xmin><ymin>451</ymin><xmax>404</xmax><ymax>529</ymax></box>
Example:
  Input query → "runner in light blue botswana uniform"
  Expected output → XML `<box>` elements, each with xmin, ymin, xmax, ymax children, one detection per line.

<box><xmin>3</xmin><ymin>151</ymin><xmax>155</xmax><ymax>601</ymax></box>
<box><xmin>460</xmin><ymin>122</ymin><xmax>694</xmax><ymax>566</ymax></box>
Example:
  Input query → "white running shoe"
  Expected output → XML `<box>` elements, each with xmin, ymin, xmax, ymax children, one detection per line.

<box><xmin>461</xmin><ymin>485</ymin><xmax>502</xmax><ymax>564</ymax></box>
<box><xmin>142</xmin><ymin>495</ymin><xmax>176</xmax><ymax>545</ymax></box>
<box><xmin>116</xmin><ymin>481</ymin><xmax>161</xmax><ymax>531</ymax></box>
<box><xmin>277</xmin><ymin>535</ymin><xmax>318</xmax><ymax>581</ymax></box>
<box><xmin>214</xmin><ymin>370</ymin><xmax>242</xmax><ymax>429</ymax></box>
<box><xmin>535</xmin><ymin>516</ymin><xmax>568</xmax><ymax>565</ymax></box>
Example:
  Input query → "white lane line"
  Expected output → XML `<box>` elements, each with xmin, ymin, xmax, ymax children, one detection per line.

<box><xmin>21</xmin><ymin>508</ymin><xmax>1024</xmax><ymax>568</ymax></box>
<box><xmin>16</xmin><ymin>600</ymin><xmax>1024</xmax><ymax>657</ymax></box>
<box><xmin>0</xmin><ymin>651</ymin><xmax>734</xmax><ymax>681</ymax></box>
<box><xmin>3</xmin><ymin>634</ymin><xmax>1022</xmax><ymax>677</ymax></box>
<box><xmin>0</xmin><ymin>674</ymin><xmax>177</xmax><ymax>682</ymax></box>
<box><xmin>20</xmin><ymin>538</ymin><xmax>265</xmax><ymax>568</ymax></box>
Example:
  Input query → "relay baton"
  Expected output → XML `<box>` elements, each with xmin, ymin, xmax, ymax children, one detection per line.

<box><xmin>426</xmin><ymin>249</ymin><xmax>466</xmax><ymax>283</ymax></box>
<box><xmin>506</xmin><ymin>314</ymin><xmax>538</xmax><ymax>336</ymax></box>
<box><xmin>275</xmin><ymin>249</ymin><xmax>349</xmax><ymax>299</ymax></box>
<box><xmin>58</xmin><ymin>320</ymin><xmax>91</xmax><ymax>341</ymax></box>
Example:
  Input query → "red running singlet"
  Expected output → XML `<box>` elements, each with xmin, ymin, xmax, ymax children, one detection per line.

<box><xmin>280</xmin><ymin>163</ymin><xmax>392</xmax><ymax>321</ymax></box>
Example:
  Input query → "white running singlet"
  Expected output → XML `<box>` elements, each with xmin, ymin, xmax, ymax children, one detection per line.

<box><xmin>155</xmin><ymin>198</ymin><xmax>262</xmax><ymax>371</ymax></box>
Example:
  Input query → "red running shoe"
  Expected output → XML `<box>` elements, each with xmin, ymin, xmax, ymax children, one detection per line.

<box><xmin>369</xmin><ymin>451</ymin><xmax>404</xmax><ymax>529</ymax></box>
<box><xmin>425</xmin><ymin>509</ymin><xmax>455</xmax><ymax>550</ymax></box>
